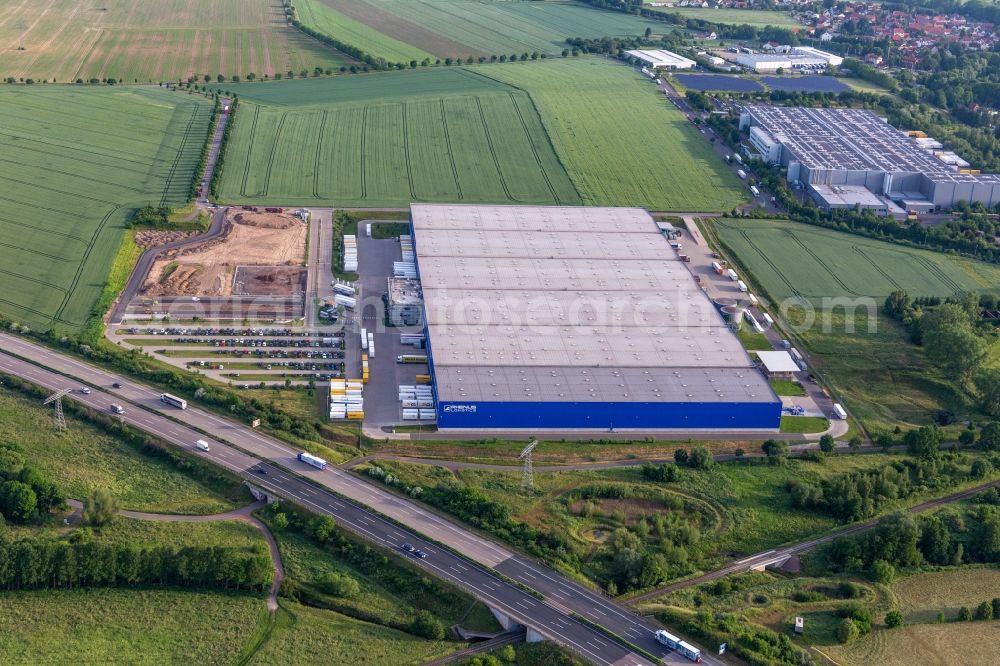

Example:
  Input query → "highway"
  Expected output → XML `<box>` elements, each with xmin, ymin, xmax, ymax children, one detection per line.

<box><xmin>0</xmin><ymin>333</ymin><xmax>725</xmax><ymax>666</ymax></box>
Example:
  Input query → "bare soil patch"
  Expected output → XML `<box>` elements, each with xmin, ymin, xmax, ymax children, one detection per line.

<box><xmin>141</xmin><ymin>210</ymin><xmax>305</xmax><ymax>297</ymax></box>
<box><xmin>135</xmin><ymin>230</ymin><xmax>195</xmax><ymax>249</ymax></box>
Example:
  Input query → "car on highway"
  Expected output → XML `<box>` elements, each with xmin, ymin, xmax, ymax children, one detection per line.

<box><xmin>414</xmin><ymin>549</ymin><xmax>428</xmax><ymax>559</ymax></box>
<box><xmin>254</xmin><ymin>466</ymin><xmax>267</xmax><ymax>475</ymax></box>
<box><xmin>110</xmin><ymin>404</ymin><xmax>125</xmax><ymax>414</ymax></box>
<box><xmin>79</xmin><ymin>387</ymin><xmax>91</xmax><ymax>394</ymax></box>
<box><xmin>401</xmin><ymin>543</ymin><xmax>415</xmax><ymax>553</ymax></box>
<box><xmin>112</xmin><ymin>382</ymin><xmax>122</xmax><ymax>389</ymax></box>
<box><xmin>195</xmin><ymin>439</ymin><xmax>210</xmax><ymax>452</ymax></box>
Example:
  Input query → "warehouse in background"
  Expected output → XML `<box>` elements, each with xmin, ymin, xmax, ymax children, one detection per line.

<box><xmin>624</xmin><ymin>49</ymin><xmax>697</xmax><ymax>70</ymax></box>
<box><xmin>409</xmin><ymin>204</ymin><xmax>782</xmax><ymax>431</ymax></box>
<box><xmin>741</xmin><ymin>105</ymin><xmax>1000</xmax><ymax>214</ymax></box>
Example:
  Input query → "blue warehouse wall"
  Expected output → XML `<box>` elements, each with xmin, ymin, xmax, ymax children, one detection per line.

<box><xmin>437</xmin><ymin>400</ymin><xmax>782</xmax><ymax>430</ymax></box>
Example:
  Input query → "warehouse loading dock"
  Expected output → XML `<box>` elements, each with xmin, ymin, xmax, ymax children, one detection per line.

<box><xmin>409</xmin><ymin>204</ymin><xmax>782</xmax><ymax>431</ymax></box>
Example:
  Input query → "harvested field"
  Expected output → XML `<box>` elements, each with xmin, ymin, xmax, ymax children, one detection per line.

<box><xmin>825</xmin><ymin>621</ymin><xmax>1000</xmax><ymax>666</ymax></box>
<box><xmin>1</xmin><ymin>0</ymin><xmax>349</xmax><ymax>82</ymax></box>
<box><xmin>141</xmin><ymin>210</ymin><xmax>305</xmax><ymax>297</ymax></box>
<box><xmin>299</xmin><ymin>0</ymin><xmax>664</xmax><ymax>59</ymax></box>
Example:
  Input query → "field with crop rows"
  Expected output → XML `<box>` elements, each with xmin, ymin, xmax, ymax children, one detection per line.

<box><xmin>299</xmin><ymin>0</ymin><xmax>665</xmax><ymax>59</ymax></box>
<box><xmin>0</xmin><ymin>0</ymin><xmax>348</xmax><ymax>82</ymax></box>
<box><xmin>217</xmin><ymin>69</ymin><xmax>581</xmax><ymax>207</ymax></box>
<box><xmin>486</xmin><ymin>58</ymin><xmax>746</xmax><ymax>211</ymax></box>
<box><xmin>0</xmin><ymin>86</ymin><xmax>213</xmax><ymax>330</ymax></box>
<box><xmin>646</xmin><ymin>7</ymin><xmax>802</xmax><ymax>29</ymax></box>
<box><xmin>715</xmin><ymin>218</ymin><xmax>1000</xmax><ymax>305</ymax></box>
<box><xmin>293</xmin><ymin>0</ymin><xmax>433</xmax><ymax>63</ymax></box>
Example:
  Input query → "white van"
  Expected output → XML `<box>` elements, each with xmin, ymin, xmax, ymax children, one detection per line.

<box><xmin>195</xmin><ymin>439</ymin><xmax>210</xmax><ymax>452</ymax></box>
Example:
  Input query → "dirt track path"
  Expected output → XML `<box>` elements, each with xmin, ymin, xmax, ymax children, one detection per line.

<box><xmin>66</xmin><ymin>499</ymin><xmax>284</xmax><ymax>611</ymax></box>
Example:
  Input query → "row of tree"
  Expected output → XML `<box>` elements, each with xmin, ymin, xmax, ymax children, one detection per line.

<box><xmin>788</xmin><ymin>453</ymin><xmax>996</xmax><ymax>522</ymax></box>
<box><xmin>0</xmin><ymin>541</ymin><xmax>272</xmax><ymax>591</ymax></box>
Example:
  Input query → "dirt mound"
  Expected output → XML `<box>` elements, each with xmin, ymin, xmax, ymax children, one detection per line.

<box><xmin>134</xmin><ymin>230</ymin><xmax>195</xmax><ymax>249</ymax></box>
<box><xmin>232</xmin><ymin>211</ymin><xmax>299</xmax><ymax>229</ymax></box>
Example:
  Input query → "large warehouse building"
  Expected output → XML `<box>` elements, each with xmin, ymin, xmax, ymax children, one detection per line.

<box><xmin>740</xmin><ymin>105</ymin><xmax>1000</xmax><ymax>213</ymax></box>
<box><xmin>410</xmin><ymin>204</ymin><xmax>781</xmax><ymax>431</ymax></box>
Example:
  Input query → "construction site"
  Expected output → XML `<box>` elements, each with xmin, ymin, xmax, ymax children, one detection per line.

<box><xmin>127</xmin><ymin>208</ymin><xmax>308</xmax><ymax>321</ymax></box>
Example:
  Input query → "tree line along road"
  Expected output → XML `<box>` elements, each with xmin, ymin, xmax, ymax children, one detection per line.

<box><xmin>0</xmin><ymin>333</ymin><xmax>727</xmax><ymax>666</ymax></box>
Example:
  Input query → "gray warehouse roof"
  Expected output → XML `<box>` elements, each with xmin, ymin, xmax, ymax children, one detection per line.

<box><xmin>742</xmin><ymin>105</ymin><xmax>952</xmax><ymax>174</ymax></box>
<box><xmin>411</xmin><ymin>204</ymin><xmax>776</xmax><ymax>405</ymax></box>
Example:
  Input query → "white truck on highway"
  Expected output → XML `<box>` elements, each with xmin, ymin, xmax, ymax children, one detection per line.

<box><xmin>298</xmin><ymin>451</ymin><xmax>328</xmax><ymax>469</ymax></box>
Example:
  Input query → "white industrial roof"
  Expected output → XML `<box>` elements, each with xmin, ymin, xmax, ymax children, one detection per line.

<box><xmin>756</xmin><ymin>351</ymin><xmax>800</xmax><ymax>373</ymax></box>
<box><xmin>625</xmin><ymin>49</ymin><xmax>697</xmax><ymax>69</ymax></box>
<box><xmin>411</xmin><ymin>204</ymin><xmax>776</xmax><ymax>405</ymax></box>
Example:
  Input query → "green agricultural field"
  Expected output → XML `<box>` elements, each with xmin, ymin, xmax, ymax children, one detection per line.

<box><xmin>714</xmin><ymin>218</ymin><xmax>1000</xmax><ymax>305</ymax></box>
<box><xmin>0</xmin><ymin>589</ymin><xmax>264</xmax><ymax>664</ymax></box>
<box><xmin>713</xmin><ymin>218</ymin><xmax>1000</xmax><ymax>431</ymax></box>
<box><xmin>300</xmin><ymin>0</ymin><xmax>665</xmax><ymax>59</ymax></box>
<box><xmin>293</xmin><ymin>0</ymin><xmax>433</xmax><ymax>63</ymax></box>
<box><xmin>486</xmin><ymin>58</ymin><xmax>747</xmax><ymax>211</ymax></box>
<box><xmin>0</xmin><ymin>0</ymin><xmax>348</xmax><ymax>82</ymax></box>
<box><xmin>0</xmin><ymin>388</ymin><xmax>237</xmax><ymax>515</ymax></box>
<box><xmin>217</xmin><ymin>69</ymin><xmax>581</xmax><ymax>207</ymax></box>
<box><xmin>0</xmin><ymin>86</ymin><xmax>213</xmax><ymax>331</ymax></box>
<box><xmin>252</xmin><ymin>602</ymin><xmax>462</xmax><ymax>665</ymax></box>
<box><xmin>646</xmin><ymin>7</ymin><xmax>802</xmax><ymax>29</ymax></box>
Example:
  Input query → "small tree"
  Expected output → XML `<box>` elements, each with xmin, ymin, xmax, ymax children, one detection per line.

<box><xmin>410</xmin><ymin>610</ymin><xmax>445</xmax><ymax>640</ymax></box>
<box><xmin>871</xmin><ymin>559</ymin><xmax>895</xmax><ymax>584</ymax></box>
<box><xmin>272</xmin><ymin>513</ymin><xmax>289</xmax><ymax>531</ymax></box>
<box><xmin>976</xmin><ymin>601</ymin><xmax>994</xmax><ymax>620</ymax></box>
<box><xmin>959</xmin><ymin>428</ymin><xmax>976</xmax><ymax>447</ymax></box>
<box><xmin>674</xmin><ymin>448</ymin><xmax>689</xmax><ymax>465</ymax></box>
<box><xmin>958</xmin><ymin>606</ymin><xmax>973</xmax><ymax>621</ymax></box>
<box><xmin>688</xmin><ymin>446</ymin><xmax>713</xmax><ymax>469</ymax></box>
<box><xmin>884</xmin><ymin>609</ymin><xmax>904</xmax><ymax>628</ymax></box>
<box><xmin>762</xmin><ymin>439</ymin><xmax>788</xmax><ymax>461</ymax></box>
<box><xmin>992</xmin><ymin>598</ymin><xmax>1000</xmax><ymax>619</ymax></box>
<box><xmin>819</xmin><ymin>434</ymin><xmax>835</xmax><ymax>453</ymax></box>
<box><xmin>836</xmin><ymin>618</ymin><xmax>860</xmax><ymax>644</ymax></box>
<box><xmin>320</xmin><ymin>572</ymin><xmax>360</xmax><ymax>598</ymax></box>
<box><xmin>848</xmin><ymin>436</ymin><xmax>863</xmax><ymax>452</ymax></box>
<box><xmin>82</xmin><ymin>488</ymin><xmax>118</xmax><ymax>527</ymax></box>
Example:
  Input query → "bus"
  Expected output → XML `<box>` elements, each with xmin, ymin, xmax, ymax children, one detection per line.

<box><xmin>298</xmin><ymin>451</ymin><xmax>328</xmax><ymax>470</ymax></box>
<box><xmin>160</xmin><ymin>393</ymin><xmax>187</xmax><ymax>409</ymax></box>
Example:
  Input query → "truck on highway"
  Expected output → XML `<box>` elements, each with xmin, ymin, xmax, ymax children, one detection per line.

<box><xmin>160</xmin><ymin>392</ymin><xmax>187</xmax><ymax>409</ymax></box>
<box><xmin>655</xmin><ymin>630</ymin><xmax>703</xmax><ymax>663</ymax></box>
<box><xmin>195</xmin><ymin>439</ymin><xmax>210</xmax><ymax>452</ymax></box>
<box><xmin>298</xmin><ymin>451</ymin><xmax>328</xmax><ymax>470</ymax></box>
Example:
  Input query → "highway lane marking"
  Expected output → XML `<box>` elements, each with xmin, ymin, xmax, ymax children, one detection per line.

<box><xmin>3</xmin><ymin>348</ymin><xmax>655</xmax><ymax>666</ymax></box>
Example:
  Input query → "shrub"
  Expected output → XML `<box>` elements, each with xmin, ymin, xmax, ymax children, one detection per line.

<box><xmin>838</xmin><ymin>581</ymin><xmax>862</xmax><ymax>599</ymax></box>
<box><xmin>836</xmin><ymin>618</ymin><xmax>860</xmax><ymax>644</ymax></box>
<box><xmin>688</xmin><ymin>446</ymin><xmax>713</xmax><ymax>469</ymax></box>
<box><xmin>319</xmin><ymin>572</ymin><xmax>360</xmax><ymax>598</ymax></box>
<box><xmin>884</xmin><ymin>609</ymin><xmax>904</xmax><ymax>628</ymax></box>
<box><xmin>871</xmin><ymin>559</ymin><xmax>895</xmax><ymax>584</ymax></box>
<box><xmin>959</xmin><ymin>606</ymin><xmax>973</xmax><ymax>621</ymax></box>
<box><xmin>793</xmin><ymin>590</ymin><xmax>826</xmax><ymax>603</ymax></box>
<box><xmin>410</xmin><ymin>610</ymin><xmax>445</xmax><ymax>640</ymax></box>
<box><xmin>976</xmin><ymin>601</ymin><xmax>994</xmax><ymax>620</ymax></box>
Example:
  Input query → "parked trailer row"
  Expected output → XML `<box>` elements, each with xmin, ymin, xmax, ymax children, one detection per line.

<box><xmin>400</xmin><ymin>235</ymin><xmax>414</xmax><ymax>263</ymax></box>
<box><xmin>334</xmin><ymin>294</ymin><xmax>356</xmax><ymax>309</ymax></box>
<box><xmin>343</xmin><ymin>234</ymin><xmax>358</xmax><ymax>272</ymax></box>
<box><xmin>332</xmin><ymin>282</ymin><xmax>355</xmax><ymax>296</ymax></box>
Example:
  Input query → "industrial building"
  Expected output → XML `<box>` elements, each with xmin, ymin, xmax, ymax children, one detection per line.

<box><xmin>740</xmin><ymin>105</ymin><xmax>1000</xmax><ymax>212</ymax></box>
<box><xmin>625</xmin><ymin>49</ymin><xmax>697</xmax><ymax>70</ymax></box>
<box><xmin>736</xmin><ymin>46</ymin><xmax>842</xmax><ymax>72</ymax></box>
<box><xmin>409</xmin><ymin>204</ymin><xmax>781</xmax><ymax>431</ymax></box>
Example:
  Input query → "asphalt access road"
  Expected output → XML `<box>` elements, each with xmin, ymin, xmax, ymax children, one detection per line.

<box><xmin>0</xmin><ymin>335</ymin><xmax>728</xmax><ymax>666</ymax></box>
<box><xmin>109</xmin><ymin>206</ymin><xmax>229</xmax><ymax>323</ymax></box>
